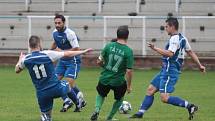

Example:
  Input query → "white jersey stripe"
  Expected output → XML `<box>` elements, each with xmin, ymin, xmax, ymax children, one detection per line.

<box><xmin>25</xmin><ymin>55</ymin><xmax>48</xmax><ymax>61</ymax></box>
<box><xmin>165</xmin><ymin>76</ymin><xmax>170</xmax><ymax>93</ymax></box>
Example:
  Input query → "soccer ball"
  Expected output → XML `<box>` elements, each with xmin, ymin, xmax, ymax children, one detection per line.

<box><xmin>119</xmin><ymin>101</ymin><xmax>132</xmax><ymax>114</ymax></box>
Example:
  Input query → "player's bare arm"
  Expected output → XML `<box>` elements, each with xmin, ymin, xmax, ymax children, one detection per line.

<box><xmin>15</xmin><ymin>52</ymin><xmax>25</xmax><ymax>73</ymax></box>
<box><xmin>50</xmin><ymin>41</ymin><xmax>57</xmax><ymax>50</ymax></box>
<box><xmin>186</xmin><ymin>50</ymin><xmax>206</xmax><ymax>72</ymax></box>
<box><xmin>126</xmin><ymin>69</ymin><xmax>132</xmax><ymax>93</ymax></box>
<box><xmin>63</xmin><ymin>48</ymin><xmax>93</xmax><ymax>57</ymax></box>
<box><xmin>147</xmin><ymin>42</ymin><xmax>174</xmax><ymax>57</ymax></box>
<box><xmin>50</xmin><ymin>42</ymin><xmax>62</xmax><ymax>51</ymax></box>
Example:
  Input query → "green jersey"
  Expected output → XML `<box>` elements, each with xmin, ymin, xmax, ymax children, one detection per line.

<box><xmin>99</xmin><ymin>42</ymin><xmax>134</xmax><ymax>86</ymax></box>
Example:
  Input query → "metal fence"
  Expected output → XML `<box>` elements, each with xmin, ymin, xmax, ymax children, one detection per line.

<box><xmin>0</xmin><ymin>16</ymin><xmax>215</xmax><ymax>56</ymax></box>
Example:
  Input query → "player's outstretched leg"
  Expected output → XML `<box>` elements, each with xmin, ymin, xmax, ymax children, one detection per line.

<box><xmin>67</xmin><ymin>88</ymin><xmax>81</xmax><ymax>112</ymax></box>
<box><xmin>166</xmin><ymin>96</ymin><xmax>198</xmax><ymax>120</ymax></box>
<box><xmin>187</xmin><ymin>104</ymin><xmax>198</xmax><ymax>120</ymax></box>
<box><xmin>73</xmin><ymin>86</ymin><xmax>87</xmax><ymax>109</ymax></box>
<box><xmin>130</xmin><ymin>95</ymin><xmax>154</xmax><ymax>119</ymax></box>
<box><xmin>90</xmin><ymin>95</ymin><xmax>105</xmax><ymax>121</ymax></box>
<box><xmin>106</xmin><ymin>98</ymin><xmax>123</xmax><ymax>121</ymax></box>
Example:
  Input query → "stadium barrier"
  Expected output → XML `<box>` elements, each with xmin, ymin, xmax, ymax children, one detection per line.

<box><xmin>0</xmin><ymin>15</ymin><xmax>215</xmax><ymax>69</ymax></box>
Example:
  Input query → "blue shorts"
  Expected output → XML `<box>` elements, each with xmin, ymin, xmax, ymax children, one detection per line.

<box><xmin>151</xmin><ymin>64</ymin><xmax>180</xmax><ymax>93</ymax></box>
<box><xmin>37</xmin><ymin>81</ymin><xmax>70</xmax><ymax>112</ymax></box>
<box><xmin>55</xmin><ymin>60</ymin><xmax>80</xmax><ymax>79</ymax></box>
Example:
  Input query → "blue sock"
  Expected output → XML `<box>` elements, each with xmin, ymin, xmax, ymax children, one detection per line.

<box><xmin>72</xmin><ymin>86</ymin><xmax>80</xmax><ymax>94</ymax></box>
<box><xmin>138</xmin><ymin>95</ymin><xmax>154</xmax><ymax>115</ymax></box>
<box><xmin>167</xmin><ymin>96</ymin><xmax>187</xmax><ymax>108</ymax></box>
<box><xmin>67</xmin><ymin>89</ymin><xmax>79</xmax><ymax>105</ymax></box>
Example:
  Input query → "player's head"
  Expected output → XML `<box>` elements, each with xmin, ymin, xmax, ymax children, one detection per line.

<box><xmin>117</xmin><ymin>25</ymin><xmax>129</xmax><ymax>40</ymax></box>
<box><xmin>29</xmin><ymin>35</ymin><xmax>42</xmax><ymax>50</ymax></box>
<box><xmin>165</xmin><ymin>17</ymin><xmax>179</xmax><ymax>35</ymax></box>
<box><xmin>54</xmin><ymin>14</ymin><xmax>66</xmax><ymax>32</ymax></box>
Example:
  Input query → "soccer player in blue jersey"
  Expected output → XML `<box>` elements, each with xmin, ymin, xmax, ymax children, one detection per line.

<box><xmin>15</xmin><ymin>35</ymin><xmax>92</xmax><ymax>121</ymax></box>
<box><xmin>130</xmin><ymin>17</ymin><xmax>206</xmax><ymax>120</ymax></box>
<box><xmin>50</xmin><ymin>14</ymin><xmax>86</xmax><ymax>112</ymax></box>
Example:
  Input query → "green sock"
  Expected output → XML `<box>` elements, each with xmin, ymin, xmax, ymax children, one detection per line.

<box><xmin>95</xmin><ymin>94</ymin><xmax>105</xmax><ymax>113</ymax></box>
<box><xmin>107</xmin><ymin>98</ymin><xmax>123</xmax><ymax>120</ymax></box>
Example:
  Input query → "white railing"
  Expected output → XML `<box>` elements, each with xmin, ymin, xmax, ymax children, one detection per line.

<box><xmin>23</xmin><ymin>0</ymin><xmax>180</xmax><ymax>14</ymax></box>
<box><xmin>0</xmin><ymin>0</ymin><xmax>214</xmax><ymax>16</ymax></box>
<box><xmin>0</xmin><ymin>16</ymin><xmax>215</xmax><ymax>56</ymax></box>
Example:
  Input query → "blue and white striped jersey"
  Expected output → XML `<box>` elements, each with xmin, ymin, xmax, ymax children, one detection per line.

<box><xmin>19</xmin><ymin>50</ymin><xmax>64</xmax><ymax>91</ymax></box>
<box><xmin>52</xmin><ymin>27</ymin><xmax>81</xmax><ymax>62</ymax></box>
<box><xmin>162</xmin><ymin>33</ymin><xmax>191</xmax><ymax>69</ymax></box>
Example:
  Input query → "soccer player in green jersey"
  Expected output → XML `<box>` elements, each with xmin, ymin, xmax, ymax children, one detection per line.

<box><xmin>90</xmin><ymin>25</ymin><xmax>134</xmax><ymax>121</ymax></box>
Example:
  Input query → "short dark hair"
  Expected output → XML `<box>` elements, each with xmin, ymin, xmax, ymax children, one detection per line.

<box><xmin>166</xmin><ymin>17</ymin><xmax>179</xmax><ymax>30</ymax></box>
<box><xmin>111</xmin><ymin>38</ymin><xmax>117</xmax><ymax>42</ymax></box>
<box><xmin>54</xmin><ymin>14</ymin><xmax>65</xmax><ymax>23</ymax></box>
<box><xmin>117</xmin><ymin>25</ymin><xmax>129</xmax><ymax>40</ymax></box>
<box><xmin>29</xmin><ymin>35</ymin><xmax>40</xmax><ymax>49</ymax></box>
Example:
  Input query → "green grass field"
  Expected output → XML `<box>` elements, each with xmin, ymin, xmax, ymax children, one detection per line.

<box><xmin>0</xmin><ymin>66</ymin><xmax>214</xmax><ymax>121</ymax></box>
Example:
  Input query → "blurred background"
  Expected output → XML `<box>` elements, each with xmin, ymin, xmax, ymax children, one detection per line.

<box><xmin>0</xmin><ymin>0</ymin><xmax>215</xmax><ymax>70</ymax></box>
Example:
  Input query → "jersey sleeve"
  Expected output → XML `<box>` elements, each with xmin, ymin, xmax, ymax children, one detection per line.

<box><xmin>185</xmin><ymin>38</ymin><xmax>192</xmax><ymax>51</ymax></box>
<box><xmin>101</xmin><ymin>44</ymin><xmax>108</xmax><ymax>58</ymax></box>
<box><xmin>18</xmin><ymin>56</ymin><xmax>26</xmax><ymax>69</ymax></box>
<box><xmin>126</xmin><ymin>49</ymin><xmax>134</xmax><ymax>69</ymax></box>
<box><xmin>67</xmin><ymin>30</ymin><xmax>80</xmax><ymax>48</ymax></box>
<box><xmin>168</xmin><ymin>35</ymin><xmax>180</xmax><ymax>53</ymax></box>
<box><xmin>42</xmin><ymin>50</ymin><xmax>64</xmax><ymax>62</ymax></box>
<box><xmin>52</xmin><ymin>29</ymin><xmax>57</xmax><ymax>36</ymax></box>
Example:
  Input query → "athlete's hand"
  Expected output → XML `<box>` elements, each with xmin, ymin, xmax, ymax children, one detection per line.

<box><xmin>84</xmin><ymin>48</ymin><xmax>93</xmax><ymax>53</ymax></box>
<box><xmin>199</xmin><ymin>65</ymin><xmax>206</xmax><ymax>73</ymax></box>
<box><xmin>147</xmin><ymin>42</ymin><xmax>155</xmax><ymax>50</ymax></box>
<box><xmin>19</xmin><ymin>52</ymin><xmax>25</xmax><ymax>60</ymax></box>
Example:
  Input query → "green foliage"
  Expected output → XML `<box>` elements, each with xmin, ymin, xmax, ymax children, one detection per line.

<box><xmin>0</xmin><ymin>67</ymin><xmax>214</xmax><ymax>121</ymax></box>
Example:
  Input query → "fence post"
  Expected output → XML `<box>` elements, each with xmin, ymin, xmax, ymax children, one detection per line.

<box><xmin>65</xmin><ymin>16</ymin><xmax>69</xmax><ymax>27</ymax></box>
<box><xmin>98</xmin><ymin>0</ymin><xmax>102</xmax><ymax>13</ymax></box>
<box><xmin>25</xmin><ymin>0</ymin><xmax>29</xmax><ymax>11</ymax></box>
<box><xmin>62</xmin><ymin>0</ymin><xmax>65</xmax><ymax>12</ymax></box>
<box><xmin>142</xmin><ymin>16</ymin><xmax>146</xmax><ymax>56</ymax></box>
<box><xmin>182</xmin><ymin>16</ymin><xmax>186</xmax><ymax>36</ymax></box>
<box><xmin>136</xmin><ymin>0</ymin><xmax>140</xmax><ymax>14</ymax></box>
<box><xmin>103</xmin><ymin>16</ymin><xmax>107</xmax><ymax>47</ymax></box>
<box><xmin>27</xmin><ymin>16</ymin><xmax>32</xmax><ymax>53</ymax></box>
<box><xmin>175</xmin><ymin>0</ymin><xmax>179</xmax><ymax>14</ymax></box>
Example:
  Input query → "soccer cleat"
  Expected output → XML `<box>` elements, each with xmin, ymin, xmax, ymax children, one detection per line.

<box><xmin>90</xmin><ymin>112</ymin><xmax>99</xmax><ymax>121</ymax></box>
<box><xmin>60</xmin><ymin>101</ymin><xmax>73</xmax><ymax>112</ymax></box>
<box><xmin>77</xmin><ymin>92</ymin><xmax>87</xmax><ymax>109</ymax></box>
<box><xmin>129</xmin><ymin>113</ymin><xmax>143</xmax><ymax>119</ymax></box>
<box><xmin>187</xmin><ymin>104</ymin><xmax>198</xmax><ymax>120</ymax></box>
<box><xmin>73</xmin><ymin>105</ymin><xmax>81</xmax><ymax>112</ymax></box>
<box><xmin>81</xmin><ymin>100</ymin><xmax>87</xmax><ymax>109</ymax></box>
<box><xmin>41</xmin><ymin>113</ymin><xmax>52</xmax><ymax>121</ymax></box>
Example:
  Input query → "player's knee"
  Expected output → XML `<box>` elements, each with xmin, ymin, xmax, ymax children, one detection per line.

<box><xmin>160</xmin><ymin>95</ymin><xmax>168</xmax><ymax>103</ymax></box>
<box><xmin>66</xmin><ymin>78</ymin><xmax>75</xmax><ymax>87</ymax></box>
<box><xmin>146</xmin><ymin>86</ymin><xmax>156</xmax><ymax>96</ymax></box>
